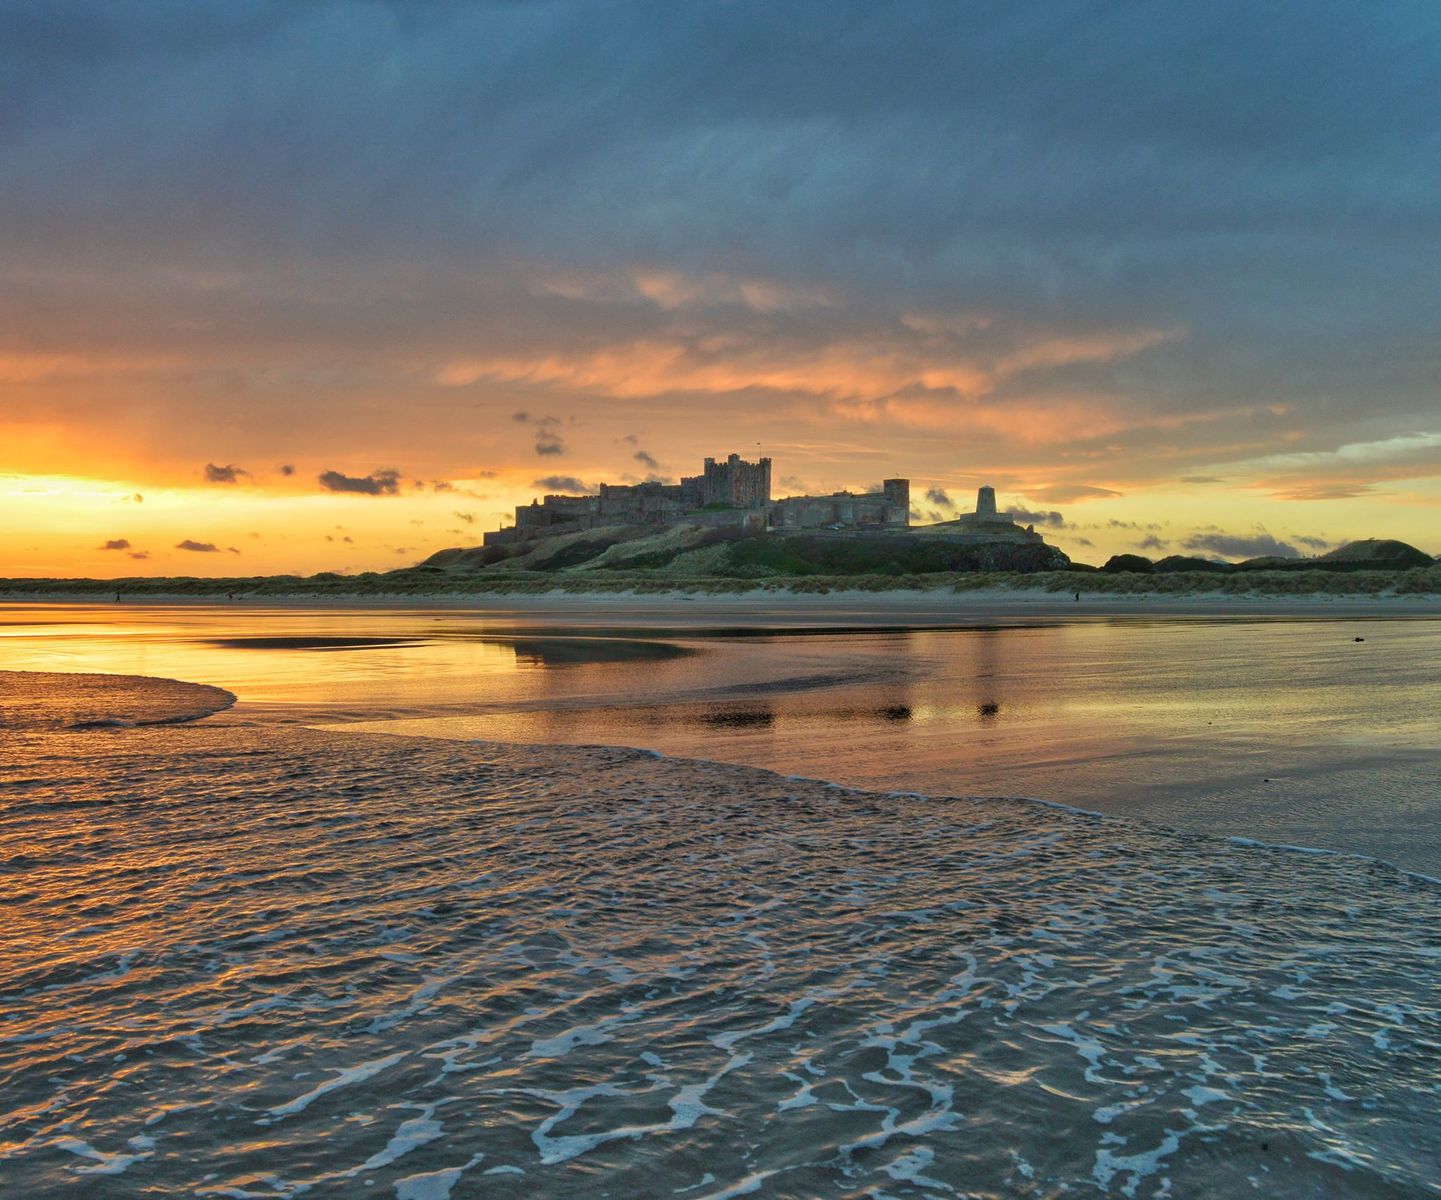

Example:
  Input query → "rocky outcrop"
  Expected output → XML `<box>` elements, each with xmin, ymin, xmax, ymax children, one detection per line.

<box><xmin>1153</xmin><ymin>555</ymin><xmax>1231</xmax><ymax>573</ymax></box>
<box><xmin>1102</xmin><ymin>554</ymin><xmax>1155</xmax><ymax>573</ymax></box>
<box><xmin>1315</xmin><ymin>539</ymin><xmax>1433</xmax><ymax>568</ymax></box>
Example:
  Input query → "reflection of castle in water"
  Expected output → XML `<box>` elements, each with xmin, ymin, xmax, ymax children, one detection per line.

<box><xmin>484</xmin><ymin>452</ymin><xmax>1044</xmax><ymax>548</ymax></box>
<box><xmin>971</xmin><ymin>624</ymin><xmax>1004</xmax><ymax>722</ymax></box>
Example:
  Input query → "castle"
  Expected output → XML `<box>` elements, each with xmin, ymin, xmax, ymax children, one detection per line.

<box><xmin>484</xmin><ymin>453</ymin><xmax>911</xmax><ymax>546</ymax></box>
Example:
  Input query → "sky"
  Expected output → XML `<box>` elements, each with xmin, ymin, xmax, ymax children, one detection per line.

<box><xmin>3</xmin><ymin>0</ymin><xmax>1439</xmax><ymax>576</ymax></box>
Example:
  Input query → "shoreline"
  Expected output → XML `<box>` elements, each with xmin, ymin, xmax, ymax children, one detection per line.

<box><xmin>331</xmin><ymin>719</ymin><xmax>1441</xmax><ymax>888</ymax></box>
<box><xmin>18</xmin><ymin>662</ymin><xmax>1441</xmax><ymax>890</ymax></box>
<box><xmin>13</xmin><ymin>665</ymin><xmax>1439</xmax><ymax>884</ymax></box>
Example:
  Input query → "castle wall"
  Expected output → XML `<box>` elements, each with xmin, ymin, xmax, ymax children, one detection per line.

<box><xmin>769</xmin><ymin>479</ymin><xmax>909</xmax><ymax>531</ymax></box>
<box><xmin>598</xmin><ymin>481</ymin><xmax>687</xmax><ymax>524</ymax></box>
<box><xmin>690</xmin><ymin>508</ymin><xmax>767</xmax><ymax>531</ymax></box>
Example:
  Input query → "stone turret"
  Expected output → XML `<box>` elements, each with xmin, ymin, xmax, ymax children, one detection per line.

<box><xmin>958</xmin><ymin>485</ymin><xmax>1008</xmax><ymax>526</ymax></box>
<box><xmin>913</xmin><ymin>483</ymin><xmax>1045</xmax><ymax>545</ymax></box>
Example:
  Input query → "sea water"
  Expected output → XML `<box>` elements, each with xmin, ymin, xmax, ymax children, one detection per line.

<box><xmin>1</xmin><ymin>681</ymin><xmax>1438</xmax><ymax>1196</ymax></box>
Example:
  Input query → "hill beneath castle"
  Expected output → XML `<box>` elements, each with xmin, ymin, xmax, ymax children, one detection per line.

<box><xmin>421</xmin><ymin>523</ymin><xmax>1072</xmax><ymax>577</ymax></box>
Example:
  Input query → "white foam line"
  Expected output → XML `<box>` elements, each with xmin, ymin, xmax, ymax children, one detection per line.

<box><xmin>393</xmin><ymin>1155</ymin><xmax>485</xmax><ymax>1200</ymax></box>
<box><xmin>882</xmin><ymin>1146</ymin><xmax>954</xmax><ymax>1192</ymax></box>
<box><xmin>526</xmin><ymin>1053</ymin><xmax>751</xmax><ymax>1165</ymax></box>
<box><xmin>52</xmin><ymin>1136</ymin><xmax>151</xmax><ymax>1176</ymax></box>
<box><xmin>684</xmin><ymin>1166</ymin><xmax>788</xmax><ymax>1199</ymax></box>
<box><xmin>526</xmin><ymin>1010</ymin><xmax>635</xmax><ymax>1059</ymax></box>
<box><xmin>358</xmin><ymin>1105</ymin><xmax>445</xmax><ymax>1172</ymax></box>
<box><xmin>1093</xmin><ymin>1128</ymin><xmax>1185</xmax><ymax>1198</ymax></box>
<box><xmin>264</xmin><ymin>1051</ymin><xmax>406</xmax><ymax>1118</ymax></box>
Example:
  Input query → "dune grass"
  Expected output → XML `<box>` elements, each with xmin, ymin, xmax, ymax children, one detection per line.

<box><xmin>2</xmin><ymin>564</ymin><xmax>1439</xmax><ymax>599</ymax></box>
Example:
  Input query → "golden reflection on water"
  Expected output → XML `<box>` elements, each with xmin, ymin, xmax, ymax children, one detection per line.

<box><xmin>0</xmin><ymin>604</ymin><xmax>713</xmax><ymax>713</ymax></box>
<box><xmin>6</xmin><ymin>602</ymin><xmax>1441</xmax><ymax>871</ymax></box>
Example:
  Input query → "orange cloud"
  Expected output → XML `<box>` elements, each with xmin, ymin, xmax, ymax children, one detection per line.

<box><xmin>0</xmin><ymin>351</ymin><xmax>183</xmax><ymax>383</ymax></box>
<box><xmin>530</xmin><ymin>265</ymin><xmax>838</xmax><ymax>313</ymax></box>
<box><xmin>435</xmin><ymin>336</ymin><xmax>994</xmax><ymax>399</ymax></box>
<box><xmin>434</xmin><ymin>318</ymin><xmax>1180</xmax><ymax>423</ymax></box>
<box><xmin>993</xmin><ymin>328</ymin><xmax>1182</xmax><ymax>376</ymax></box>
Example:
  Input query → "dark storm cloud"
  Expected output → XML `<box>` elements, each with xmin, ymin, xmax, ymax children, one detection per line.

<box><xmin>278</xmin><ymin>463</ymin><xmax>295</xmax><ymax>476</ymax></box>
<box><xmin>1183</xmin><ymin>531</ymin><xmax>1303</xmax><ymax>560</ymax></box>
<box><xmin>533</xmin><ymin>475</ymin><xmax>587</xmax><ymax>493</ymax></box>
<box><xmin>511</xmin><ymin>412</ymin><xmax>567</xmax><ymax>456</ymax></box>
<box><xmin>176</xmin><ymin>539</ymin><xmax>219</xmax><ymax>552</ymax></box>
<box><xmin>204</xmin><ymin>462</ymin><xmax>248</xmax><ymax>483</ymax></box>
<box><xmin>924</xmin><ymin>487</ymin><xmax>953</xmax><ymax>508</ymax></box>
<box><xmin>1008</xmin><ymin>506</ymin><xmax>1064</xmax><ymax>528</ymax></box>
<box><xmin>3</xmin><ymin>2</ymin><xmax>1440</xmax><ymax>493</ymax></box>
<box><xmin>99</xmin><ymin>538</ymin><xmax>130</xmax><ymax>550</ymax></box>
<box><xmin>318</xmin><ymin>468</ymin><xmax>402</xmax><ymax>495</ymax></box>
<box><xmin>633</xmin><ymin>449</ymin><xmax>659</xmax><ymax>471</ymax></box>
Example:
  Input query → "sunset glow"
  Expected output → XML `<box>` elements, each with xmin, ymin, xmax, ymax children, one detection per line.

<box><xmin>3</xmin><ymin>4</ymin><xmax>1438</xmax><ymax>575</ymax></box>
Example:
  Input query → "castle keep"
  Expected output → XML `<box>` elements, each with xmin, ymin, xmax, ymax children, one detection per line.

<box><xmin>701</xmin><ymin>453</ymin><xmax>771</xmax><ymax>508</ymax></box>
<box><xmin>484</xmin><ymin>453</ymin><xmax>910</xmax><ymax>546</ymax></box>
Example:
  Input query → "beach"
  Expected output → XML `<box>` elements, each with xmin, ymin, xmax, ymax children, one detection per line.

<box><xmin>6</xmin><ymin>586</ymin><xmax>1441</xmax><ymax>620</ymax></box>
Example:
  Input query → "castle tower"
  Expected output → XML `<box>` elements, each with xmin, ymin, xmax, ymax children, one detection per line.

<box><xmin>700</xmin><ymin>453</ymin><xmax>772</xmax><ymax>508</ymax></box>
<box><xmin>975</xmin><ymin>485</ymin><xmax>998</xmax><ymax>517</ymax></box>
<box><xmin>882</xmin><ymin>479</ymin><xmax>910</xmax><ymax>527</ymax></box>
